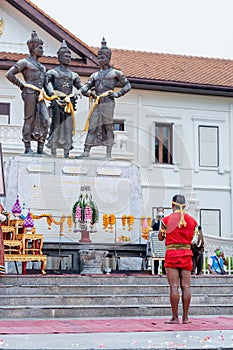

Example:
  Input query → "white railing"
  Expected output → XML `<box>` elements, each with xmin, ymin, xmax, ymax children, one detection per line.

<box><xmin>0</xmin><ymin>125</ymin><xmax>131</xmax><ymax>158</ymax></box>
<box><xmin>0</xmin><ymin>125</ymin><xmax>22</xmax><ymax>144</ymax></box>
<box><xmin>0</xmin><ymin>125</ymin><xmax>24</xmax><ymax>155</ymax></box>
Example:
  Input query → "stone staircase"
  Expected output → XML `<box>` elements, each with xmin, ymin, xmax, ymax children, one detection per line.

<box><xmin>0</xmin><ymin>274</ymin><xmax>233</xmax><ymax>319</ymax></box>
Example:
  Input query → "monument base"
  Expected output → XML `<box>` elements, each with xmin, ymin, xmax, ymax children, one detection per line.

<box><xmin>3</xmin><ymin>155</ymin><xmax>144</xmax><ymax>244</ymax></box>
<box><xmin>79</xmin><ymin>250</ymin><xmax>108</xmax><ymax>274</ymax></box>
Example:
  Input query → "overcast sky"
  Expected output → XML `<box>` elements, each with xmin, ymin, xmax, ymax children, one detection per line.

<box><xmin>32</xmin><ymin>0</ymin><xmax>233</xmax><ymax>59</ymax></box>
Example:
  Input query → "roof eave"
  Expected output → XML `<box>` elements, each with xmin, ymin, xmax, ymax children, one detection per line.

<box><xmin>129</xmin><ymin>78</ymin><xmax>233</xmax><ymax>97</ymax></box>
<box><xmin>5</xmin><ymin>0</ymin><xmax>99</xmax><ymax>66</ymax></box>
<box><xmin>0</xmin><ymin>59</ymin><xmax>98</xmax><ymax>77</ymax></box>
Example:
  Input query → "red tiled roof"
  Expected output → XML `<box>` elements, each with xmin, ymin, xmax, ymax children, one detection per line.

<box><xmin>0</xmin><ymin>52</ymin><xmax>86</xmax><ymax>67</ymax></box>
<box><xmin>2</xmin><ymin>49</ymin><xmax>233</xmax><ymax>91</ymax></box>
<box><xmin>111</xmin><ymin>49</ymin><xmax>233</xmax><ymax>88</ymax></box>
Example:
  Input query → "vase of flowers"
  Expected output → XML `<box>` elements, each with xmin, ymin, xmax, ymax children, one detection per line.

<box><xmin>72</xmin><ymin>186</ymin><xmax>99</xmax><ymax>243</ymax></box>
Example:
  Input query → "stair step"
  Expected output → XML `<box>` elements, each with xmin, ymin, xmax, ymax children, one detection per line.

<box><xmin>1</xmin><ymin>294</ymin><xmax>233</xmax><ymax>306</ymax></box>
<box><xmin>1</xmin><ymin>303</ymin><xmax>233</xmax><ymax>319</ymax></box>
<box><xmin>2</xmin><ymin>274</ymin><xmax>233</xmax><ymax>285</ymax></box>
<box><xmin>1</xmin><ymin>275</ymin><xmax>233</xmax><ymax>319</ymax></box>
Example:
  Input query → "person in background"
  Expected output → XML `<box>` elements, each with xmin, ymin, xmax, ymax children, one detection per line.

<box><xmin>0</xmin><ymin>203</ymin><xmax>7</xmax><ymax>275</ymax></box>
<box><xmin>151</xmin><ymin>206</ymin><xmax>166</xmax><ymax>275</ymax></box>
<box><xmin>191</xmin><ymin>225</ymin><xmax>205</xmax><ymax>275</ymax></box>
<box><xmin>208</xmin><ymin>247</ymin><xmax>227</xmax><ymax>275</ymax></box>
<box><xmin>158</xmin><ymin>194</ymin><xmax>198</xmax><ymax>324</ymax></box>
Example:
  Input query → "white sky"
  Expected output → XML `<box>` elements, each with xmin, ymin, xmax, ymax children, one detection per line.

<box><xmin>32</xmin><ymin>0</ymin><xmax>233</xmax><ymax>59</ymax></box>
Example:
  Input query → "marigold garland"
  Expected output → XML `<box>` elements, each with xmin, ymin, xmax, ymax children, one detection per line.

<box><xmin>31</xmin><ymin>213</ymin><xmax>68</xmax><ymax>233</ymax></box>
<box><xmin>121</xmin><ymin>215</ymin><xmax>127</xmax><ymax>230</ymax></box>
<box><xmin>102</xmin><ymin>214</ymin><xmax>116</xmax><ymax>232</ymax></box>
<box><xmin>127</xmin><ymin>215</ymin><xmax>134</xmax><ymax>231</ymax></box>
<box><xmin>103</xmin><ymin>214</ymin><xmax>109</xmax><ymax>231</ymax></box>
<box><xmin>109</xmin><ymin>214</ymin><xmax>116</xmax><ymax>232</ymax></box>
<box><xmin>109</xmin><ymin>214</ymin><xmax>116</xmax><ymax>225</ymax></box>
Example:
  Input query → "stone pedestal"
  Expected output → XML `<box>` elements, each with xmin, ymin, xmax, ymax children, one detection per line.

<box><xmin>79</xmin><ymin>250</ymin><xmax>108</xmax><ymax>274</ymax></box>
<box><xmin>3</xmin><ymin>156</ymin><xmax>144</xmax><ymax>244</ymax></box>
<box><xmin>79</xmin><ymin>230</ymin><xmax>92</xmax><ymax>243</ymax></box>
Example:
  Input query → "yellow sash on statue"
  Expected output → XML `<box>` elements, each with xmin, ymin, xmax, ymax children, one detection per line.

<box><xmin>23</xmin><ymin>83</ymin><xmax>59</xmax><ymax>102</ymax></box>
<box><xmin>53</xmin><ymin>90</ymin><xmax>76</xmax><ymax>135</ymax></box>
<box><xmin>84</xmin><ymin>90</ymin><xmax>113</xmax><ymax>132</ymax></box>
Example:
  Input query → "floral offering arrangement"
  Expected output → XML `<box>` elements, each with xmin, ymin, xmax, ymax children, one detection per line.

<box><xmin>73</xmin><ymin>185</ymin><xmax>99</xmax><ymax>231</ymax></box>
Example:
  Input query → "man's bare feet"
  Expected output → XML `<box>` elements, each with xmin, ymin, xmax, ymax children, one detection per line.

<box><xmin>164</xmin><ymin>318</ymin><xmax>179</xmax><ymax>324</ymax></box>
<box><xmin>182</xmin><ymin>318</ymin><xmax>191</xmax><ymax>324</ymax></box>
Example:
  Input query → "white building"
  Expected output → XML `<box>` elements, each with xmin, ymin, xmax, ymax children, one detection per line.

<box><xmin>1</xmin><ymin>0</ymin><xmax>233</xmax><ymax>239</ymax></box>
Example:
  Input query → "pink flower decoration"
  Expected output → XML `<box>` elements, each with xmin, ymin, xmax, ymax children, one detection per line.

<box><xmin>84</xmin><ymin>206</ymin><xmax>92</xmax><ymax>222</ymax></box>
<box><xmin>142</xmin><ymin>217</ymin><xmax>148</xmax><ymax>229</ymax></box>
<box><xmin>75</xmin><ymin>205</ymin><xmax>82</xmax><ymax>220</ymax></box>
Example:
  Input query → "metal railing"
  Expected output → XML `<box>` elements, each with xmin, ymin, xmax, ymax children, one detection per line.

<box><xmin>202</xmin><ymin>235</ymin><xmax>233</xmax><ymax>274</ymax></box>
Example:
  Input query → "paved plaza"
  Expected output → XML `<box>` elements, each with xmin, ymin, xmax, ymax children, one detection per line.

<box><xmin>0</xmin><ymin>316</ymin><xmax>233</xmax><ymax>350</ymax></box>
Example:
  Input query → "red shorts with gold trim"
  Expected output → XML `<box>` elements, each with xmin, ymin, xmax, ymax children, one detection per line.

<box><xmin>164</xmin><ymin>249</ymin><xmax>193</xmax><ymax>271</ymax></box>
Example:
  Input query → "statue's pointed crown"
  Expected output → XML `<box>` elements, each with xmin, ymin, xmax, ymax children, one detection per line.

<box><xmin>57</xmin><ymin>39</ymin><xmax>71</xmax><ymax>56</ymax></box>
<box><xmin>98</xmin><ymin>37</ymin><xmax>112</xmax><ymax>60</ymax></box>
<box><xmin>27</xmin><ymin>30</ymin><xmax>43</xmax><ymax>48</ymax></box>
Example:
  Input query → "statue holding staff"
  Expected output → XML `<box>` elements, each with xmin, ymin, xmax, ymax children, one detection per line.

<box><xmin>78</xmin><ymin>38</ymin><xmax>131</xmax><ymax>159</ymax></box>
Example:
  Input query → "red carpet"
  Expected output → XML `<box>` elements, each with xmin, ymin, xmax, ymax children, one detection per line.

<box><xmin>0</xmin><ymin>317</ymin><xmax>232</xmax><ymax>334</ymax></box>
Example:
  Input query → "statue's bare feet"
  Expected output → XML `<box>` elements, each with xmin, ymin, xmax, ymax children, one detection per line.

<box><xmin>76</xmin><ymin>151</ymin><xmax>90</xmax><ymax>159</ymax></box>
<box><xmin>24</xmin><ymin>148</ymin><xmax>35</xmax><ymax>155</ymax></box>
<box><xmin>164</xmin><ymin>318</ymin><xmax>179</xmax><ymax>324</ymax></box>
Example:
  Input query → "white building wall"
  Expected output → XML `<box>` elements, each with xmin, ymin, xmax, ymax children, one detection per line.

<box><xmin>115</xmin><ymin>89</ymin><xmax>232</xmax><ymax>237</ymax></box>
<box><xmin>1</xmin><ymin>75</ymin><xmax>232</xmax><ymax>237</ymax></box>
<box><xmin>1</xmin><ymin>0</ymin><xmax>232</xmax><ymax>238</ymax></box>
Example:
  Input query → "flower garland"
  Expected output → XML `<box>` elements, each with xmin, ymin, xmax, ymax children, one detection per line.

<box><xmin>102</xmin><ymin>214</ymin><xmax>116</xmax><ymax>232</ymax></box>
<box><xmin>103</xmin><ymin>214</ymin><xmax>109</xmax><ymax>231</ymax></box>
<box><xmin>109</xmin><ymin>214</ymin><xmax>116</xmax><ymax>232</ymax></box>
<box><xmin>121</xmin><ymin>214</ymin><xmax>127</xmax><ymax>230</ymax></box>
<box><xmin>141</xmin><ymin>216</ymin><xmax>152</xmax><ymax>240</ymax></box>
<box><xmin>31</xmin><ymin>213</ymin><xmax>70</xmax><ymax>233</ymax></box>
<box><xmin>127</xmin><ymin>215</ymin><xmax>134</xmax><ymax>231</ymax></box>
